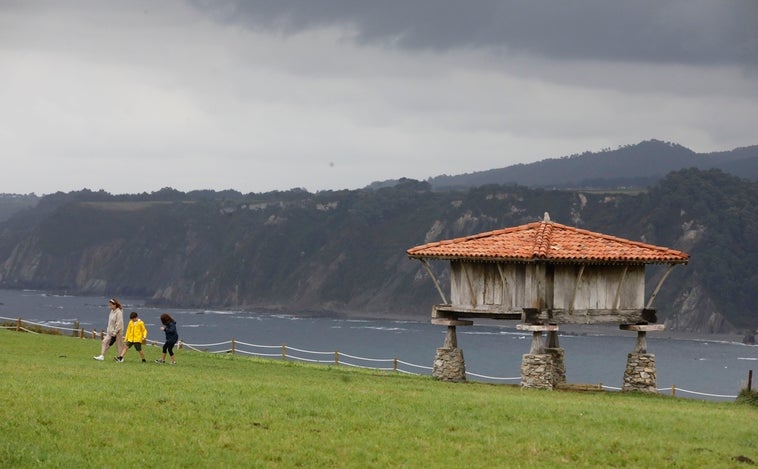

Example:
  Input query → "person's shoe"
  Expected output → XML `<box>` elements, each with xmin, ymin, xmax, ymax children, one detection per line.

<box><xmin>142</xmin><ymin>359</ymin><xmax>146</xmax><ymax>363</ymax></box>
<box><xmin>93</xmin><ymin>355</ymin><xmax>104</xmax><ymax>361</ymax></box>
<box><xmin>170</xmin><ymin>361</ymin><xmax>176</xmax><ymax>365</ymax></box>
<box><xmin>114</xmin><ymin>356</ymin><xmax>124</xmax><ymax>362</ymax></box>
<box><xmin>154</xmin><ymin>359</ymin><xmax>165</xmax><ymax>364</ymax></box>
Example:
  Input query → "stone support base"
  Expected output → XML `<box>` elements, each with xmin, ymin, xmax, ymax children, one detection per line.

<box><xmin>545</xmin><ymin>347</ymin><xmax>566</xmax><ymax>384</ymax></box>
<box><xmin>433</xmin><ymin>347</ymin><xmax>466</xmax><ymax>382</ymax></box>
<box><xmin>521</xmin><ymin>354</ymin><xmax>554</xmax><ymax>389</ymax></box>
<box><xmin>622</xmin><ymin>352</ymin><xmax>657</xmax><ymax>393</ymax></box>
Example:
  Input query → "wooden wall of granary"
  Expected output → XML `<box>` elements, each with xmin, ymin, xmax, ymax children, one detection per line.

<box><xmin>552</xmin><ymin>264</ymin><xmax>645</xmax><ymax>310</ymax></box>
<box><xmin>449</xmin><ymin>261</ymin><xmax>645</xmax><ymax>312</ymax></box>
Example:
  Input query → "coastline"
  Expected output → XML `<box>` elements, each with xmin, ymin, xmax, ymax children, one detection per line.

<box><xmin>7</xmin><ymin>288</ymin><xmax>754</xmax><ymax>346</ymax></box>
<box><xmin>336</xmin><ymin>308</ymin><xmax>755</xmax><ymax>346</ymax></box>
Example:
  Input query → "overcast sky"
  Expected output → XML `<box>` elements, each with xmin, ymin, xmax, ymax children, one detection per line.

<box><xmin>2</xmin><ymin>1</ymin><xmax>756</xmax><ymax>195</ymax></box>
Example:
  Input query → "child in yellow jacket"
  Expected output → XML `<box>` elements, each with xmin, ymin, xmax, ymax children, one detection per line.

<box><xmin>117</xmin><ymin>311</ymin><xmax>148</xmax><ymax>362</ymax></box>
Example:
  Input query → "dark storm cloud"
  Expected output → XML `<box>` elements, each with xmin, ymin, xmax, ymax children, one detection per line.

<box><xmin>190</xmin><ymin>0</ymin><xmax>758</xmax><ymax>67</ymax></box>
<box><xmin>2</xmin><ymin>0</ymin><xmax>756</xmax><ymax>195</ymax></box>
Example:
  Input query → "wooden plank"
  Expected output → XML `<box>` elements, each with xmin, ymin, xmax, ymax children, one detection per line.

<box><xmin>463</xmin><ymin>264</ymin><xmax>477</xmax><ymax>307</ymax></box>
<box><xmin>496</xmin><ymin>264</ymin><xmax>511</xmax><ymax>309</ymax></box>
<box><xmin>646</xmin><ymin>263</ymin><xmax>676</xmax><ymax>309</ymax></box>
<box><xmin>432</xmin><ymin>304</ymin><xmax>657</xmax><ymax>325</ymax></box>
<box><xmin>613</xmin><ymin>265</ymin><xmax>629</xmax><ymax>311</ymax></box>
<box><xmin>432</xmin><ymin>304</ymin><xmax>522</xmax><ymax>320</ymax></box>
<box><xmin>431</xmin><ymin>318</ymin><xmax>474</xmax><ymax>326</ymax></box>
<box><xmin>569</xmin><ymin>264</ymin><xmax>585</xmax><ymax>313</ymax></box>
<box><xmin>419</xmin><ymin>258</ymin><xmax>448</xmax><ymax>305</ymax></box>
<box><xmin>538</xmin><ymin>308</ymin><xmax>657</xmax><ymax>325</ymax></box>
<box><xmin>545</xmin><ymin>264</ymin><xmax>554</xmax><ymax>310</ymax></box>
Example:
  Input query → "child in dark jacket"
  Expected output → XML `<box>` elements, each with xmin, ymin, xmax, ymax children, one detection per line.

<box><xmin>155</xmin><ymin>313</ymin><xmax>179</xmax><ymax>365</ymax></box>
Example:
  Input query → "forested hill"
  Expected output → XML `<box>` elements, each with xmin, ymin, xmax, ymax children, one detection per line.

<box><xmin>419</xmin><ymin>140</ymin><xmax>758</xmax><ymax>190</ymax></box>
<box><xmin>0</xmin><ymin>194</ymin><xmax>38</xmax><ymax>223</ymax></box>
<box><xmin>0</xmin><ymin>168</ymin><xmax>755</xmax><ymax>334</ymax></box>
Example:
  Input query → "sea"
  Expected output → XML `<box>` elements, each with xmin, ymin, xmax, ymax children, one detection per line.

<box><xmin>2</xmin><ymin>289</ymin><xmax>756</xmax><ymax>401</ymax></box>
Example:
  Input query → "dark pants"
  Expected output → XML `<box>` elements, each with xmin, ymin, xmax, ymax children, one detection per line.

<box><xmin>163</xmin><ymin>340</ymin><xmax>177</xmax><ymax>356</ymax></box>
<box><xmin>125</xmin><ymin>341</ymin><xmax>142</xmax><ymax>351</ymax></box>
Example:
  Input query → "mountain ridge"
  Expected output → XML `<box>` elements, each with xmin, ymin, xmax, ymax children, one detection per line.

<box><xmin>367</xmin><ymin>139</ymin><xmax>758</xmax><ymax>190</ymax></box>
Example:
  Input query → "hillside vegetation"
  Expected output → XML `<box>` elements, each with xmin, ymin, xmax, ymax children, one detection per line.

<box><xmin>2</xmin><ymin>329</ymin><xmax>757</xmax><ymax>467</ymax></box>
<box><xmin>0</xmin><ymin>168</ymin><xmax>756</xmax><ymax>334</ymax></box>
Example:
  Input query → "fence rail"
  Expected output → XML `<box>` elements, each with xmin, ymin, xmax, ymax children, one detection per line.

<box><xmin>0</xmin><ymin>316</ymin><xmax>743</xmax><ymax>399</ymax></box>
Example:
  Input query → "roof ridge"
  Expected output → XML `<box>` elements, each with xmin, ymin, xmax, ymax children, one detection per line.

<box><xmin>533</xmin><ymin>221</ymin><xmax>552</xmax><ymax>258</ymax></box>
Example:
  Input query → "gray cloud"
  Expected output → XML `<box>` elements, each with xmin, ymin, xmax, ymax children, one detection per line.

<box><xmin>0</xmin><ymin>0</ymin><xmax>756</xmax><ymax>195</ymax></box>
<box><xmin>190</xmin><ymin>0</ymin><xmax>758</xmax><ymax>67</ymax></box>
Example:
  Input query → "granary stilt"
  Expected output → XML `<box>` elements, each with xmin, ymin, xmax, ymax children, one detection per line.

<box><xmin>432</xmin><ymin>318</ymin><xmax>472</xmax><ymax>382</ymax></box>
<box><xmin>517</xmin><ymin>323</ymin><xmax>560</xmax><ymax>389</ymax></box>
<box><xmin>544</xmin><ymin>328</ymin><xmax>566</xmax><ymax>385</ymax></box>
<box><xmin>443</xmin><ymin>325</ymin><xmax>457</xmax><ymax>348</ymax></box>
<box><xmin>620</xmin><ymin>324</ymin><xmax>665</xmax><ymax>393</ymax></box>
<box><xmin>545</xmin><ymin>329</ymin><xmax>559</xmax><ymax>349</ymax></box>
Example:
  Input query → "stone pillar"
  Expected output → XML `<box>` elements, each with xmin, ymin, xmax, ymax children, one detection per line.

<box><xmin>521</xmin><ymin>353</ymin><xmax>554</xmax><ymax>389</ymax></box>
<box><xmin>544</xmin><ymin>329</ymin><xmax>566</xmax><ymax>384</ymax></box>
<box><xmin>431</xmin><ymin>318</ymin><xmax>472</xmax><ymax>382</ymax></box>
<box><xmin>433</xmin><ymin>347</ymin><xmax>466</xmax><ymax>382</ymax></box>
<box><xmin>545</xmin><ymin>347</ymin><xmax>566</xmax><ymax>384</ymax></box>
<box><xmin>620</xmin><ymin>324</ymin><xmax>664</xmax><ymax>393</ymax></box>
<box><xmin>517</xmin><ymin>323</ymin><xmax>560</xmax><ymax>389</ymax></box>
<box><xmin>622</xmin><ymin>352</ymin><xmax>657</xmax><ymax>392</ymax></box>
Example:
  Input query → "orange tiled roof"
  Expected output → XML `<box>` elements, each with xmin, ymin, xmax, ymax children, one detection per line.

<box><xmin>407</xmin><ymin>216</ymin><xmax>689</xmax><ymax>265</ymax></box>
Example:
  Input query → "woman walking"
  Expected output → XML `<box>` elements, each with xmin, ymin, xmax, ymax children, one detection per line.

<box><xmin>155</xmin><ymin>313</ymin><xmax>178</xmax><ymax>365</ymax></box>
<box><xmin>93</xmin><ymin>298</ymin><xmax>124</xmax><ymax>361</ymax></box>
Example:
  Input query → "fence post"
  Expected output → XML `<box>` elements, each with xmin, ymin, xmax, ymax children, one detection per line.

<box><xmin>17</xmin><ymin>317</ymin><xmax>22</xmax><ymax>332</ymax></box>
<box><xmin>334</xmin><ymin>351</ymin><xmax>339</xmax><ymax>366</ymax></box>
<box><xmin>282</xmin><ymin>344</ymin><xmax>287</xmax><ymax>360</ymax></box>
<box><xmin>394</xmin><ymin>357</ymin><xmax>398</xmax><ymax>372</ymax></box>
<box><xmin>231</xmin><ymin>338</ymin><xmax>236</xmax><ymax>355</ymax></box>
<box><xmin>92</xmin><ymin>328</ymin><xmax>97</xmax><ymax>339</ymax></box>
<box><xmin>749</xmin><ymin>370</ymin><xmax>753</xmax><ymax>392</ymax></box>
<box><xmin>79</xmin><ymin>328</ymin><xmax>84</xmax><ymax>339</ymax></box>
<box><xmin>671</xmin><ymin>384</ymin><xmax>676</xmax><ymax>397</ymax></box>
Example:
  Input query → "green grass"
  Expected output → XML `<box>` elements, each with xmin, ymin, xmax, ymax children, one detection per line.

<box><xmin>1</xmin><ymin>329</ymin><xmax>757</xmax><ymax>468</ymax></box>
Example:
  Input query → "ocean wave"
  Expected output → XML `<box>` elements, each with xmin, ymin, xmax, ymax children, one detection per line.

<box><xmin>270</xmin><ymin>314</ymin><xmax>303</xmax><ymax>320</ymax></box>
<box><xmin>40</xmin><ymin>319</ymin><xmax>78</xmax><ymax>326</ymax></box>
<box><xmin>737</xmin><ymin>357</ymin><xmax>758</xmax><ymax>361</ymax></box>
<box><xmin>236</xmin><ymin>315</ymin><xmax>265</xmax><ymax>321</ymax></box>
<box><xmin>196</xmin><ymin>310</ymin><xmax>237</xmax><ymax>316</ymax></box>
<box><xmin>350</xmin><ymin>326</ymin><xmax>407</xmax><ymax>332</ymax></box>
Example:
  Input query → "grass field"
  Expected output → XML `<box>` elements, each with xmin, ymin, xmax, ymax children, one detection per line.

<box><xmin>1</xmin><ymin>329</ymin><xmax>757</xmax><ymax>468</ymax></box>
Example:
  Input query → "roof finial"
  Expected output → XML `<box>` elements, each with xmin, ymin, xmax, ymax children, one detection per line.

<box><xmin>543</xmin><ymin>212</ymin><xmax>551</xmax><ymax>222</ymax></box>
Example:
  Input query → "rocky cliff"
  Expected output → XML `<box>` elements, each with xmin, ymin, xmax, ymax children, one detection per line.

<box><xmin>0</xmin><ymin>170</ymin><xmax>755</xmax><ymax>334</ymax></box>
